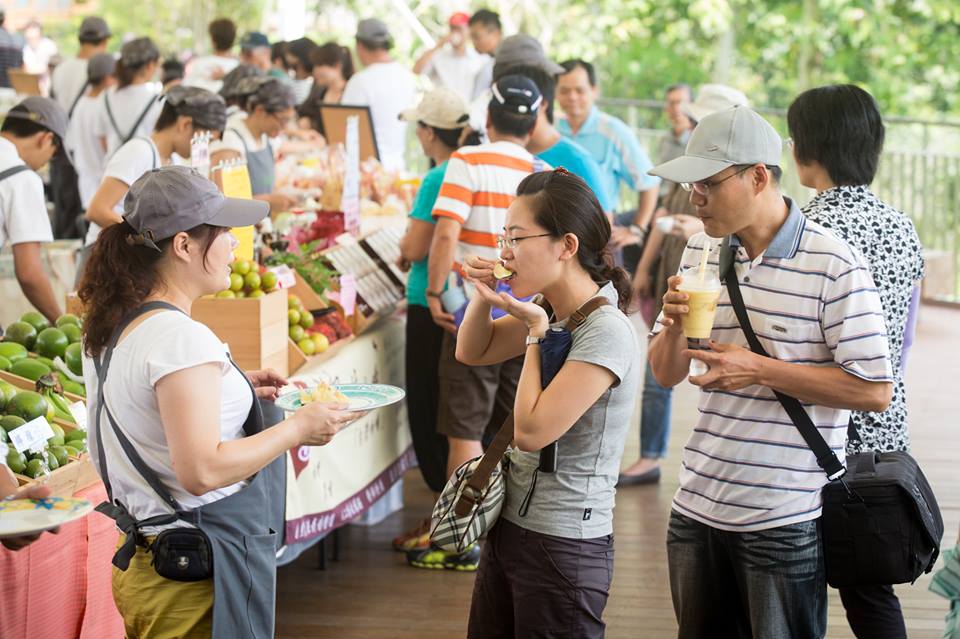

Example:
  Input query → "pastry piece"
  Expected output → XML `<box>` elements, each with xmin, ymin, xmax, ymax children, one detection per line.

<box><xmin>300</xmin><ymin>382</ymin><xmax>349</xmax><ymax>405</ymax></box>
<box><xmin>493</xmin><ymin>263</ymin><xmax>514</xmax><ymax>280</ymax></box>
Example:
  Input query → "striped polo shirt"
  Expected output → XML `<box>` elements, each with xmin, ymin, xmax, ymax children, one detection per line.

<box><xmin>432</xmin><ymin>140</ymin><xmax>547</xmax><ymax>263</ymax></box>
<box><xmin>652</xmin><ymin>198</ymin><xmax>892</xmax><ymax>532</ymax></box>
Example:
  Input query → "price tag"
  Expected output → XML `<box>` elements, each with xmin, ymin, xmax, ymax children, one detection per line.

<box><xmin>339</xmin><ymin>274</ymin><xmax>357</xmax><ymax>316</ymax></box>
<box><xmin>232</xmin><ymin>225</ymin><xmax>256</xmax><ymax>262</ymax></box>
<box><xmin>341</xmin><ymin>116</ymin><xmax>361</xmax><ymax>235</ymax></box>
<box><xmin>9</xmin><ymin>417</ymin><xmax>55</xmax><ymax>454</ymax></box>
<box><xmin>69</xmin><ymin>402</ymin><xmax>88</xmax><ymax>431</ymax></box>
<box><xmin>190</xmin><ymin>131</ymin><xmax>211</xmax><ymax>179</ymax></box>
<box><xmin>221</xmin><ymin>163</ymin><xmax>253</xmax><ymax>200</ymax></box>
<box><xmin>269</xmin><ymin>265</ymin><xmax>297</xmax><ymax>289</ymax></box>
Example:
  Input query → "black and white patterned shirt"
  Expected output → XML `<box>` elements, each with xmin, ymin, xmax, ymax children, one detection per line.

<box><xmin>802</xmin><ymin>185</ymin><xmax>924</xmax><ymax>454</ymax></box>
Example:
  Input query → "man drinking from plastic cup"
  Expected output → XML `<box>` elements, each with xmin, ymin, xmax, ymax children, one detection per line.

<box><xmin>645</xmin><ymin>105</ymin><xmax>894</xmax><ymax>639</ymax></box>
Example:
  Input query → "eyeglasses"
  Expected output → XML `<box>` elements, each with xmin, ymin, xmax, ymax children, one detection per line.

<box><xmin>496</xmin><ymin>233</ymin><xmax>552</xmax><ymax>250</ymax></box>
<box><xmin>680</xmin><ymin>165</ymin><xmax>753</xmax><ymax>196</ymax></box>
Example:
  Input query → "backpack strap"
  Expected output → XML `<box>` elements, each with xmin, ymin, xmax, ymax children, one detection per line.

<box><xmin>68</xmin><ymin>80</ymin><xmax>89</xmax><ymax>119</ymax></box>
<box><xmin>122</xmin><ymin>95</ymin><xmax>160</xmax><ymax>146</ymax></box>
<box><xmin>0</xmin><ymin>165</ymin><xmax>31</xmax><ymax>183</ymax></box>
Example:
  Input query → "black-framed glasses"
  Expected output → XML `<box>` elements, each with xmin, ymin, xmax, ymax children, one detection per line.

<box><xmin>680</xmin><ymin>165</ymin><xmax>753</xmax><ymax>196</ymax></box>
<box><xmin>497</xmin><ymin>233</ymin><xmax>552</xmax><ymax>250</ymax></box>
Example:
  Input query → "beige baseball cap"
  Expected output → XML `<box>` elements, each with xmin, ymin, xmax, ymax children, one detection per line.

<box><xmin>649</xmin><ymin>105</ymin><xmax>782</xmax><ymax>184</ymax></box>
<box><xmin>684</xmin><ymin>84</ymin><xmax>749</xmax><ymax>123</ymax></box>
<box><xmin>399</xmin><ymin>88</ymin><xmax>470</xmax><ymax>130</ymax></box>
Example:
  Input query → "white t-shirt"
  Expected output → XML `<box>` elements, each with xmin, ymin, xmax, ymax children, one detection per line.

<box><xmin>183</xmin><ymin>54</ymin><xmax>238</xmax><ymax>93</ymax></box>
<box><xmin>291</xmin><ymin>76</ymin><xmax>314</xmax><ymax>106</ymax></box>
<box><xmin>84</xmin><ymin>312</ymin><xmax>253</xmax><ymax>530</ymax></box>
<box><xmin>0</xmin><ymin>137</ymin><xmax>52</xmax><ymax>248</ymax></box>
<box><xmin>342</xmin><ymin>61</ymin><xmax>416</xmax><ymax>172</ymax></box>
<box><xmin>210</xmin><ymin>111</ymin><xmax>268</xmax><ymax>158</ymax></box>
<box><xmin>94</xmin><ymin>84</ymin><xmax>162</xmax><ymax>156</ymax></box>
<box><xmin>51</xmin><ymin>57</ymin><xmax>90</xmax><ymax>115</ymax></box>
<box><xmin>66</xmin><ymin>94</ymin><xmax>108</xmax><ymax>209</ymax></box>
<box><xmin>422</xmin><ymin>47</ymin><xmax>486</xmax><ymax>104</ymax></box>
<box><xmin>84</xmin><ymin>136</ymin><xmax>162</xmax><ymax>246</ymax></box>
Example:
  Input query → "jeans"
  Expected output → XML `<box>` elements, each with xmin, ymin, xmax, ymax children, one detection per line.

<box><xmin>839</xmin><ymin>584</ymin><xmax>907</xmax><ymax>639</ymax></box>
<box><xmin>666</xmin><ymin>511</ymin><xmax>827</xmax><ymax>639</ymax></box>
<box><xmin>640</xmin><ymin>360</ymin><xmax>672</xmax><ymax>458</ymax></box>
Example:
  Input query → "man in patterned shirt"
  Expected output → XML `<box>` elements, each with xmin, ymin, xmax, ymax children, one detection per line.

<box><xmin>789</xmin><ymin>84</ymin><xmax>924</xmax><ymax>639</ymax></box>
<box><xmin>648</xmin><ymin>105</ymin><xmax>893</xmax><ymax>638</ymax></box>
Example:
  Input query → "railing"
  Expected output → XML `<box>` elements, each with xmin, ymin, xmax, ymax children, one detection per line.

<box><xmin>598</xmin><ymin>98</ymin><xmax>960</xmax><ymax>303</ymax></box>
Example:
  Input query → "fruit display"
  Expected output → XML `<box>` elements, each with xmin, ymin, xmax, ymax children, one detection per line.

<box><xmin>1</xmin><ymin>379</ymin><xmax>87</xmax><ymax>480</ymax></box>
<box><xmin>287</xmin><ymin>295</ymin><xmax>342</xmax><ymax>356</ymax></box>
<box><xmin>1</xmin><ymin>312</ymin><xmax>86</xmax><ymax>398</ymax></box>
<box><xmin>215</xmin><ymin>259</ymin><xmax>280</xmax><ymax>299</ymax></box>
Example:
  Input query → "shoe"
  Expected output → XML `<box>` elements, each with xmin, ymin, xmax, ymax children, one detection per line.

<box><xmin>392</xmin><ymin>517</ymin><xmax>431</xmax><ymax>552</ymax></box>
<box><xmin>617</xmin><ymin>466</ymin><xmax>661</xmax><ymax>486</ymax></box>
<box><xmin>407</xmin><ymin>543</ymin><xmax>481</xmax><ymax>572</ymax></box>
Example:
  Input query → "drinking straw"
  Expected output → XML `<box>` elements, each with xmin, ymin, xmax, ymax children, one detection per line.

<box><xmin>698</xmin><ymin>239</ymin><xmax>711</xmax><ymax>282</ymax></box>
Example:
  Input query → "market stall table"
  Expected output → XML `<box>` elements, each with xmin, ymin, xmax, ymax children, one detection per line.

<box><xmin>0</xmin><ymin>482</ymin><xmax>123</xmax><ymax>639</ymax></box>
<box><xmin>278</xmin><ymin>312</ymin><xmax>411</xmax><ymax>565</ymax></box>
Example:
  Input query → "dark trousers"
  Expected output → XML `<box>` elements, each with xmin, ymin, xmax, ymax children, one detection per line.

<box><xmin>49</xmin><ymin>154</ymin><xmax>84</xmax><ymax>240</ymax></box>
<box><xmin>468</xmin><ymin>519</ymin><xmax>614</xmax><ymax>639</ymax></box>
<box><xmin>404</xmin><ymin>304</ymin><xmax>448</xmax><ymax>493</ymax></box>
<box><xmin>667</xmin><ymin>511</ymin><xmax>827</xmax><ymax>639</ymax></box>
<box><xmin>839</xmin><ymin>584</ymin><xmax>907</xmax><ymax>639</ymax></box>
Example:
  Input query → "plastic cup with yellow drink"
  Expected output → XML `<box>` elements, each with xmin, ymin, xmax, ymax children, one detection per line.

<box><xmin>678</xmin><ymin>262</ymin><xmax>722</xmax><ymax>377</ymax></box>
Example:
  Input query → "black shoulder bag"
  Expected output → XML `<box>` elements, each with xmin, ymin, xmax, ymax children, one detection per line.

<box><xmin>719</xmin><ymin>237</ymin><xmax>943</xmax><ymax>588</ymax></box>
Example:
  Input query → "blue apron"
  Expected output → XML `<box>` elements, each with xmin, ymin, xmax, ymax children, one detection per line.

<box><xmin>229</xmin><ymin>126</ymin><xmax>276</xmax><ymax>196</ymax></box>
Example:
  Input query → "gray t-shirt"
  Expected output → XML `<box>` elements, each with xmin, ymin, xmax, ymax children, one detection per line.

<box><xmin>501</xmin><ymin>282</ymin><xmax>640</xmax><ymax>539</ymax></box>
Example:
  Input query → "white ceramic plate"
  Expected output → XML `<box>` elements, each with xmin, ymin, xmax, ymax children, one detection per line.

<box><xmin>0</xmin><ymin>497</ymin><xmax>93</xmax><ymax>538</ymax></box>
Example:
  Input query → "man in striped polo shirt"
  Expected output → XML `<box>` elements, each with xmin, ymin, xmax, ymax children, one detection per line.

<box><xmin>416</xmin><ymin>75</ymin><xmax>546</xmax><ymax>571</ymax></box>
<box><xmin>647</xmin><ymin>106</ymin><xmax>893</xmax><ymax>638</ymax></box>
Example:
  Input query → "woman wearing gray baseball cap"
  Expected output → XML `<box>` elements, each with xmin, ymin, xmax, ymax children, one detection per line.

<box><xmin>77</xmin><ymin>165</ymin><xmax>361</xmax><ymax>638</ymax></box>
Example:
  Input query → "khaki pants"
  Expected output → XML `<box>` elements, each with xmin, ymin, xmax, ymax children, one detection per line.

<box><xmin>113</xmin><ymin>535</ymin><xmax>213</xmax><ymax>639</ymax></box>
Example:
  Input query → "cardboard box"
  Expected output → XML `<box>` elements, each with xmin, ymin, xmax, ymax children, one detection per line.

<box><xmin>190</xmin><ymin>288</ymin><xmax>290</xmax><ymax>376</ymax></box>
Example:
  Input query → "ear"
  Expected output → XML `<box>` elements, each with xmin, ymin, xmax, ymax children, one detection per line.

<box><xmin>169</xmin><ymin>231</ymin><xmax>193</xmax><ymax>262</ymax></box>
<box><xmin>558</xmin><ymin>233</ymin><xmax>579</xmax><ymax>261</ymax></box>
<box><xmin>180</xmin><ymin>115</ymin><xmax>194</xmax><ymax>133</ymax></box>
<box><xmin>752</xmin><ymin>164</ymin><xmax>770</xmax><ymax>195</ymax></box>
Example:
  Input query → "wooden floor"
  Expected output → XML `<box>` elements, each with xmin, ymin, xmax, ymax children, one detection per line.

<box><xmin>276</xmin><ymin>305</ymin><xmax>960</xmax><ymax>639</ymax></box>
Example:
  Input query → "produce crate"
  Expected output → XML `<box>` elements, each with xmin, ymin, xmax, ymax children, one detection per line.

<box><xmin>190</xmin><ymin>288</ymin><xmax>290</xmax><ymax>376</ymax></box>
<box><xmin>0</xmin><ymin>370</ymin><xmax>85</xmax><ymax>415</ymax></box>
<box><xmin>15</xmin><ymin>453</ymin><xmax>99</xmax><ymax>498</ymax></box>
<box><xmin>286</xmin><ymin>271</ymin><xmax>328</xmax><ymax>311</ymax></box>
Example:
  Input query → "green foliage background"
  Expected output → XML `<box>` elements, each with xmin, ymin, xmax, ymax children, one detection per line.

<box><xmin>40</xmin><ymin>0</ymin><xmax>960</xmax><ymax>120</ymax></box>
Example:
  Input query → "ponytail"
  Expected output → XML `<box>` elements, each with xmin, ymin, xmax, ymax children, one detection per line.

<box><xmin>114</xmin><ymin>60</ymin><xmax>136</xmax><ymax>88</ymax></box>
<box><xmin>516</xmin><ymin>168</ymin><xmax>633</xmax><ymax>313</ymax></box>
<box><xmin>78</xmin><ymin>221</ymin><xmax>227</xmax><ymax>357</ymax></box>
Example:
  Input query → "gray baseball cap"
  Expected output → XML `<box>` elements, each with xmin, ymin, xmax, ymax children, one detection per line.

<box><xmin>242</xmin><ymin>76</ymin><xmax>297</xmax><ymax>112</ymax></box>
<box><xmin>4</xmin><ymin>96</ymin><xmax>69</xmax><ymax>141</ymax></box>
<box><xmin>78</xmin><ymin>16</ymin><xmax>111</xmax><ymax>41</ymax></box>
<box><xmin>356</xmin><ymin>18</ymin><xmax>391</xmax><ymax>45</ymax></box>
<box><xmin>494</xmin><ymin>34</ymin><xmax>564</xmax><ymax>77</ymax></box>
<box><xmin>648</xmin><ymin>106</ymin><xmax>782</xmax><ymax>183</ymax></box>
<box><xmin>219</xmin><ymin>64</ymin><xmax>263</xmax><ymax>99</ymax></box>
<box><xmin>121</xmin><ymin>37</ymin><xmax>160</xmax><ymax>68</ymax></box>
<box><xmin>87</xmin><ymin>52</ymin><xmax>116</xmax><ymax>82</ymax></box>
<box><xmin>164</xmin><ymin>85</ymin><xmax>227</xmax><ymax>131</ymax></box>
<box><xmin>124</xmin><ymin>166</ymin><xmax>268</xmax><ymax>248</ymax></box>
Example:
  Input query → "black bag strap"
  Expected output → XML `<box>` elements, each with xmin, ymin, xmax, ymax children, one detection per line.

<box><xmin>68</xmin><ymin>80</ymin><xmax>89</xmax><ymax>119</ymax></box>
<box><xmin>452</xmin><ymin>295</ymin><xmax>610</xmax><ymax>518</ymax></box>
<box><xmin>0</xmin><ymin>165</ymin><xmax>31</xmax><ymax>183</ymax></box>
<box><xmin>93</xmin><ymin>301</ymin><xmax>194</xmax><ymax>514</ymax></box>
<box><xmin>719</xmin><ymin>237</ymin><xmax>846</xmax><ymax>481</ymax></box>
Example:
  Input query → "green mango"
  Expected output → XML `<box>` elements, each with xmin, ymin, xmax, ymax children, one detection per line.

<box><xmin>9</xmin><ymin>358</ymin><xmax>51</xmax><ymax>382</ymax></box>
<box><xmin>5</xmin><ymin>391</ymin><xmax>49</xmax><ymax>422</ymax></box>
<box><xmin>0</xmin><ymin>342</ymin><xmax>28</xmax><ymax>363</ymax></box>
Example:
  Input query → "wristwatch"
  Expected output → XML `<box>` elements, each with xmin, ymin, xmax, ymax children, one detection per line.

<box><xmin>525</xmin><ymin>335</ymin><xmax>544</xmax><ymax>347</ymax></box>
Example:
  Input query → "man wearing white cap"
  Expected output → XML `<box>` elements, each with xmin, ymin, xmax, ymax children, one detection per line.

<box><xmin>647</xmin><ymin>105</ymin><xmax>894</xmax><ymax>637</ymax></box>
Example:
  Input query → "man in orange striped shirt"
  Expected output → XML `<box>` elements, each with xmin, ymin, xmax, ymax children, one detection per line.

<box><xmin>415</xmin><ymin>76</ymin><xmax>546</xmax><ymax>570</ymax></box>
